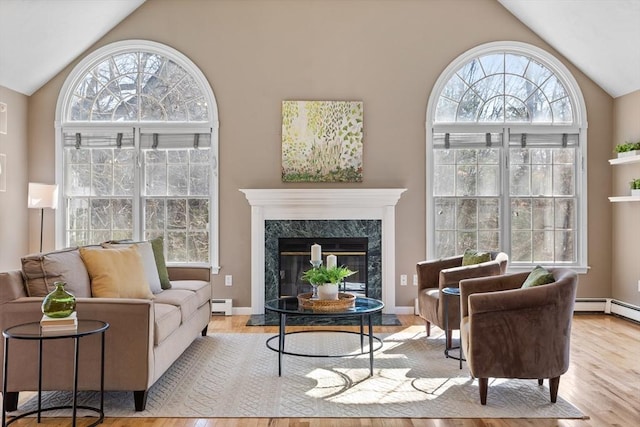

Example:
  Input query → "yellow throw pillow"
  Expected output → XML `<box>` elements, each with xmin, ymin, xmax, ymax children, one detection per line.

<box><xmin>79</xmin><ymin>246</ymin><xmax>154</xmax><ymax>299</ymax></box>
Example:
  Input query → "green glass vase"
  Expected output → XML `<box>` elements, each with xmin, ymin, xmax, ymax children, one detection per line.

<box><xmin>41</xmin><ymin>281</ymin><xmax>76</xmax><ymax>318</ymax></box>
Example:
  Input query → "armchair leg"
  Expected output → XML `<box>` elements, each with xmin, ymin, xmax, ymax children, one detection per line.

<box><xmin>538</xmin><ymin>379</ymin><xmax>544</xmax><ymax>386</ymax></box>
<box><xmin>425</xmin><ymin>321</ymin><xmax>431</xmax><ymax>337</ymax></box>
<box><xmin>549</xmin><ymin>376</ymin><xmax>560</xmax><ymax>403</ymax></box>
<box><xmin>479</xmin><ymin>378</ymin><xmax>488</xmax><ymax>405</ymax></box>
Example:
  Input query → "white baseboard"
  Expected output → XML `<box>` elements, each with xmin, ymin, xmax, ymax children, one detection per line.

<box><xmin>228</xmin><ymin>299</ymin><xmax>640</xmax><ymax>323</ymax></box>
<box><xmin>575</xmin><ymin>298</ymin><xmax>640</xmax><ymax>323</ymax></box>
<box><xmin>395</xmin><ymin>306</ymin><xmax>416</xmax><ymax>315</ymax></box>
<box><xmin>574</xmin><ymin>298</ymin><xmax>608</xmax><ymax>312</ymax></box>
<box><xmin>232</xmin><ymin>307</ymin><xmax>253</xmax><ymax>316</ymax></box>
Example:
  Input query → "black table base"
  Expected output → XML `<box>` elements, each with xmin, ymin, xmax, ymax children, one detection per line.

<box><xmin>264</xmin><ymin>296</ymin><xmax>385</xmax><ymax>378</ymax></box>
<box><xmin>2</xmin><ymin>320</ymin><xmax>108</xmax><ymax>427</ymax></box>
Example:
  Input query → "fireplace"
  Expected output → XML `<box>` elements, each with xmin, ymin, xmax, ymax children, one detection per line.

<box><xmin>279</xmin><ymin>237</ymin><xmax>369</xmax><ymax>298</ymax></box>
<box><xmin>240</xmin><ymin>188</ymin><xmax>406</xmax><ymax>314</ymax></box>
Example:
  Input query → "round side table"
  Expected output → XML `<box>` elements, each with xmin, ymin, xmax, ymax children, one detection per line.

<box><xmin>442</xmin><ymin>287</ymin><xmax>465</xmax><ymax>369</ymax></box>
<box><xmin>2</xmin><ymin>319</ymin><xmax>109</xmax><ymax>427</ymax></box>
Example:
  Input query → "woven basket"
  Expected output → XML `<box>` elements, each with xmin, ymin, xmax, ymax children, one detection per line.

<box><xmin>297</xmin><ymin>292</ymin><xmax>356</xmax><ymax>312</ymax></box>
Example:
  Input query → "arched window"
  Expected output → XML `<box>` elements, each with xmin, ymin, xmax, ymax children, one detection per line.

<box><xmin>55</xmin><ymin>40</ymin><xmax>219</xmax><ymax>270</ymax></box>
<box><xmin>426</xmin><ymin>42</ymin><xmax>587</xmax><ymax>271</ymax></box>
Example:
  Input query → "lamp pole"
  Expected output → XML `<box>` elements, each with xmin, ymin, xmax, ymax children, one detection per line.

<box><xmin>39</xmin><ymin>207</ymin><xmax>44</xmax><ymax>253</ymax></box>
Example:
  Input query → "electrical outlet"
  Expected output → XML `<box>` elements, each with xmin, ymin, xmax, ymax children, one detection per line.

<box><xmin>638</xmin><ymin>280</ymin><xmax>640</xmax><ymax>292</ymax></box>
<box><xmin>225</xmin><ymin>275</ymin><xmax>233</xmax><ymax>286</ymax></box>
<box><xmin>413</xmin><ymin>274</ymin><xmax>418</xmax><ymax>286</ymax></box>
<box><xmin>400</xmin><ymin>274</ymin><xmax>407</xmax><ymax>286</ymax></box>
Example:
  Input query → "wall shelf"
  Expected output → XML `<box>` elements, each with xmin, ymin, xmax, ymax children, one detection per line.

<box><xmin>609</xmin><ymin>196</ymin><xmax>640</xmax><ymax>203</ymax></box>
<box><xmin>609</xmin><ymin>154</ymin><xmax>640</xmax><ymax>165</ymax></box>
<box><xmin>609</xmin><ymin>153</ymin><xmax>640</xmax><ymax>202</ymax></box>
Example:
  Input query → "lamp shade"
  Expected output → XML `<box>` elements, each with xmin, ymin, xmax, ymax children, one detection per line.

<box><xmin>28</xmin><ymin>183</ymin><xmax>59</xmax><ymax>209</ymax></box>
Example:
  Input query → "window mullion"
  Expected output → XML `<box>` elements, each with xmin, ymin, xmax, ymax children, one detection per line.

<box><xmin>502</xmin><ymin>127</ymin><xmax>512</xmax><ymax>261</ymax></box>
<box><xmin>133</xmin><ymin>127</ymin><xmax>142</xmax><ymax>241</ymax></box>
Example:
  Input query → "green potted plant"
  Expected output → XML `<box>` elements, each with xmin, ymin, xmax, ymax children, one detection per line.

<box><xmin>302</xmin><ymin>265</ymin><xmax>356</xmax><ymax>300</ymax></box>
<box><xmin>630</xmin><ymin>178</ymin><xmax>640</xmax><ymax>197</ymax></box>
<box><xmin>614</xmin><ymin>141</ymin><xmax>640</xmax><ymax>158</ymax></box>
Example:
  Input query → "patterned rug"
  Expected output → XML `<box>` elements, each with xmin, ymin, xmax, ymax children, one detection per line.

<box><xmin>9</xmin><ymin>329</ymin><xmax>586</xmax><ymax>419</ymax></box>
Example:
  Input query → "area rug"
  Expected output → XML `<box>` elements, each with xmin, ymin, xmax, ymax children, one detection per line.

<box><xmin>9</xmin><ymin>329</ymin><xmax>586</xmax><ymax>419</ymax></box>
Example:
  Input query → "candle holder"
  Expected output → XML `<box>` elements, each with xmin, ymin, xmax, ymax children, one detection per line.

<box><xmin>309</xmin><ymin>259</ymin><xmax>322</xmax><ymax>299</ymax></box>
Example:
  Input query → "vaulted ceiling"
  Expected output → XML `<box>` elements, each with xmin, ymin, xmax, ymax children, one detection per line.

<box><xmin>0</xmin><ymin>0</ymin><xmax>146</xmax><ymax>96</ymax></box>
<box><xmin>498</xmin><ymin>0</ymin><xmax>640</xmax><ymax>98</ymax></box>
<box><xmin>0</xmin><ymin>0</ymin><xmax>638</xmax><ymax>98</ymax></box>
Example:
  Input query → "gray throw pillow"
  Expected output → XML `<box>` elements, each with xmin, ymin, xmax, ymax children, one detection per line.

<box><xmin>21</xmin><ymin>247</ymin><xmax>92</xmax><ymax>297</ymax></box>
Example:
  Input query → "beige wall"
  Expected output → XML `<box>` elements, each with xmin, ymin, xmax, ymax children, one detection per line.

<box><xmin>0</xmin><ymin>86</ymin><xmax>29</xmax><ymax>270</ymax></box>
<box><xmin>17</xmin><ymin>0</ymin><xmax>615</xmax><ymax>308</ymax></box>
<box><xmin>612</xmin><ymin>90</ymin><xmax>640</xmax><ymax>305</ymax></box>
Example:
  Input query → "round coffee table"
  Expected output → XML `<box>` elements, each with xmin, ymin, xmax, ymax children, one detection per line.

<box><xmin>264</xmin><ymin>296</ymin><xmax>384</xmax><ymax>377</ymax></box>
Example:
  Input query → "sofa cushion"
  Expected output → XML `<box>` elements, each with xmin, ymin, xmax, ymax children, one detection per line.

<box><xmin>154</xmin><ymin>303</ymin><xmax>182</xmax><ymax>345</ymax></box>
<box><xmin>79</xmin><ymin>246</ymin><xmax>154</xmax><ymax>299</ymax></box>
<box><xmin>462</xmin><ymin>249</ymin><xmax>491</xmax><ymax>266</ymax></box>
<box><xmin>521</xmin><ymin>265</ymin><xmax>555</xmax><ymax>288</ymax></box>
<box><xmin>21</xmin><ymin>247</ymin><xmax>92</xmax><ymax>298</ymax></box>
<box><xmin>102</xmin><ymin>241</ymin><xmax>163</xmax><ymax>294</ymax></box>
<box><xmin>153</xmin><ymin>289</ymin><xmax>201</xmax><ymax>324</ymax></box>
<box><xmin>170</xmin><ymin>280</ymin><xmax>211</xmax><ymax>308</ymax></box>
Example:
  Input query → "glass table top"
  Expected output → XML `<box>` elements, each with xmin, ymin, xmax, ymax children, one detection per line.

<box><xmin>265</xmin><ymin>296</ymin><xmax>384</xmax><ymax>316</ymax></box>
<box><xmin>3</xmin><ymin>320</ymin><xmax>109</xmax><ymax>340</ymax></box>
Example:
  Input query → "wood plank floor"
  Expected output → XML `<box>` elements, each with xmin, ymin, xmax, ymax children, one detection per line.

<box><xmin>7</xmin><ymin>313</ymin><xmax>640</xmax><ymax>426</ymax></box>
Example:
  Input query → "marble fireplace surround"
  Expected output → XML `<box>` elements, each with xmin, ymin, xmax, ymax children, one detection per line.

<box><xmin>240</xmin><ymin>188</ymin><xmax>406</xmax><ymax>314</ymax></box>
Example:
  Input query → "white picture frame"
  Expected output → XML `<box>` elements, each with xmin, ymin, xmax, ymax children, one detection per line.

<box><xmin>0</xmin><ymin>103</ymin><xmax>6</xmax><ymax>134</ymax></box>
<box><xmin>0</xmin><ymin>154</ymin><xmax>6</xmax><ymax>192</ymax></box>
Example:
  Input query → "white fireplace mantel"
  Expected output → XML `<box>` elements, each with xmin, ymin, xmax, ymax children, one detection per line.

<box><xmin>240</xmin><ymin>188</ymin><xmax>407</xmax><ymax>314</ymax></box>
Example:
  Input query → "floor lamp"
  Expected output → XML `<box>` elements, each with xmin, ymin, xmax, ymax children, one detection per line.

<box><xmin>27</xmin><ymin>183</ymin><xmax>58</xmax><ymax>253</ymax></box>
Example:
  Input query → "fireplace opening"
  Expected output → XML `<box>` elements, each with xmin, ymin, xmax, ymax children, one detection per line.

<box><xmin>278</xmin><ymin>237</ymin><xmax>368</xmax><ymax>298</ymax></box>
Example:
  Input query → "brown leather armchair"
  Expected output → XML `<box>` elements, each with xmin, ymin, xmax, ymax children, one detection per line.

<box><xmin>459</xmin><ymin>268</ymin><xmax>578</xmax><ymax>405</ymax></box>
<box><xmin>416</xmin><ymin>252</ymin><xmax>508</xmax><ymax>347</ymax></box>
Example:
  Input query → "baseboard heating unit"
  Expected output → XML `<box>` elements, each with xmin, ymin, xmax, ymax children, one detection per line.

<box><xmin>212</xmin><ymin>299</ymin><xmax>232</xmax><ymax>316</ymax></box>
<box><xmin>575</xmin><ymin>298</ymin><xmax>640</xmax><ymax>323</ymax></box>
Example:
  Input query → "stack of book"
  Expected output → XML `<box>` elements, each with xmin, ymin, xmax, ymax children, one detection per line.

<box><xmin>40</xmin><ymin>312</ymin><xmax>77</xmax><ymax>333</ymax></box>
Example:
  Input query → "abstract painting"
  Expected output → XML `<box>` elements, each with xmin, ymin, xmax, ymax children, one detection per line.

<box><xmin>282</xmin><ymin>100</ymin><xmax>363</xmax><ymax>182</ymax></box>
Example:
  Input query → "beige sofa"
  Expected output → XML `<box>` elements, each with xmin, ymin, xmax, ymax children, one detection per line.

<box><xmin>0</xmin><ymin>246</ymin><xmax>212</xmax><ymax>412</ymax></box>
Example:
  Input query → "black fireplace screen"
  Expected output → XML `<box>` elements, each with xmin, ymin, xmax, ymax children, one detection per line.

<box><xmin>278</xmin><ymin>237</ymin><xmax>368</xmax><ymax>298</ymax></box>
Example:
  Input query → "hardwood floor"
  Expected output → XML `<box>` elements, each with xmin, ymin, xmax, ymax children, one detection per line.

<box><xmin>7</xmin><ymin>313</ymin><xmax>640</xmax><ymax>426</ymax></box>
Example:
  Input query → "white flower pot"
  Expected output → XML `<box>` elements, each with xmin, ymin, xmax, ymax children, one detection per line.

<box><xmin>618</xmin><ymin>150</ymin><xmax>639</xmax><ymax>158</ymax></box>
<box><xmin>317</xmin><ymin>283</ymin><xmax>339</xmax><ymax>300</ymax></box>
<box><xmin>632</xmin><ymin>189</ymin><xmax>640</xmax><ymax>197</ymax></box>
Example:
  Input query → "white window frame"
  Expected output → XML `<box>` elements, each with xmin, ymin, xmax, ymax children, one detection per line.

<box><xmin>54</xmin><ymin>40</ymin><xmax>220</xmax><ymax>273</ymax></box>
<box><xmin>426</xmin><ymin>41</ymin><xmax>588</xmax><ymax>273</ymax></box>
